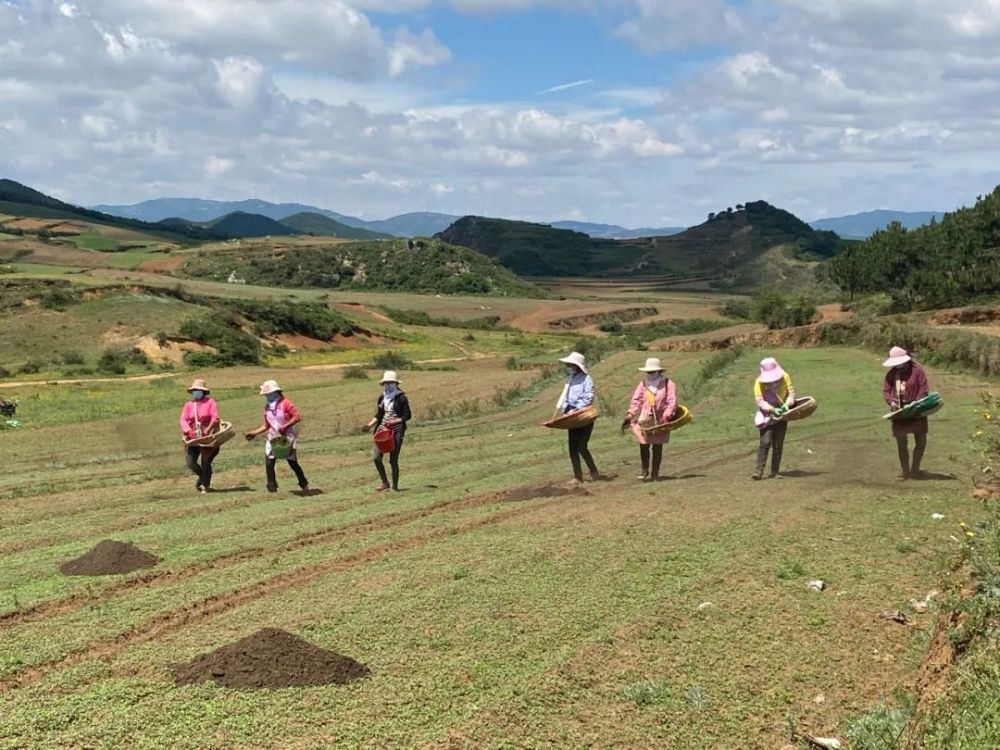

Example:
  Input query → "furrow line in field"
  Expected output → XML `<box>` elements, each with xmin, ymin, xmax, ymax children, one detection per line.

<box><xmin>0</xmin><ymin>497</ymin><xmax>566</xmax><ymax>691</ymax></box>
<box><xmin>0</xmin><ymin>482</ymin><xmax>559</xmax><ymax>627</ymax></box>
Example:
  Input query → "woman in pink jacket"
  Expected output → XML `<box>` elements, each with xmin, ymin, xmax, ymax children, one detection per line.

<box><xmin>179</xmin><ymin>378</ymin><xmax>220</xmax><ymax>493</ymax></box>
<box><xmin>622</xmin><ymin>358</ymin><xmax>677</xmax><ymax>482</ymax></box>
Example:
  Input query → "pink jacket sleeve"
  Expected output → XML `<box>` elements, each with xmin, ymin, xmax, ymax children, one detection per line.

<box><xmin>627</xmin><ymin>383</ymin><xmax>644</xmax><ymax>419</ymax></box>
<box><xmin>883</xmin><ymin>372</ymin><xmax>898</xmax><ymax>404</ymax></box>
<box><xmin>179</xmin><ymin>402</ymin><xmax>193</xmax><ymax>436</ymax></box>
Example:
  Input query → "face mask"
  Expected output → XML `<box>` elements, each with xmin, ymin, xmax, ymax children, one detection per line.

<box><xmin>191</xmin><ymin>390</ymin><xmax>205</xmax><ymax>401</ymax></box>
<box><xmin>566</xmin><ymin>367</ymin><xmax>576</xmax><ymax>377</ymax></box>
<box><xmin>266</xmin><ymin>392</ymin><xmax>281</xmax><ymax>404</ymax></box>
<box><xmin>644</xmin><ymin>374</ymin><xmax>661</xmax><ymax>386</ymax></box>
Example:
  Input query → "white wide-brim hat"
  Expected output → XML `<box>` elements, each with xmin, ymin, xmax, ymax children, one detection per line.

<box><xmin>380</xmin><ymin>370</ymin><xmax>401</xmax><ymax>384</ymax></box>
<box><xmin>639</xmin><ymin>357</ymin><xmax>664</xmax><ymax>373</ymax></box>
<box><xmin>259</xmin><ymin>379</ymin><xmax>282</xmax><ymax>395</ymax></box>
<box><xmin>558</xmin><ymin>351</ymin><xmax>588</xmax><ymax>374</ymax></box>
<box><xmin>758</xmin><ymin>357</ymin><xmax>786</xmax><ymax>384</ymax></box>
<box><xmin>883</xmin><ymin>346</ymin><xmax>912</xmax><ymax>368</ymax></box>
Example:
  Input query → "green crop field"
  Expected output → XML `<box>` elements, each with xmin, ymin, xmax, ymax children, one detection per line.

<box><xmin>0</xmin><ymin>345</ymin><xmax>987</xmax><ymax>749</ymax></box>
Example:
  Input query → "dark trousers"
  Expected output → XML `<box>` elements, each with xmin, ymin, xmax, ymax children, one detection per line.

<box><xmin>755</xmin><ymin>422</ymin><xmax>788</xmax><ymax>476</ymax></box>
<box><xmin>640</xmin><ymin>444</ymin><xmax>663</xmax><ymax>479</ymax></box>
<box><xmin>185</xmin><ymin>446</ymin><xmax>219</xmax><ymax>489</ymax></box>
<box><xmin>896</xmin><ymin>434</ymin><xmax>927</xmax><ymax>476</ymax></box>
<box><xmin>266</xmin><ymin>458</ymin><xmax>309</xmax><ymax>490</ymax></box>
<box><xmin>568</xmin><ymin>423</ymin><xmax>598</xmax><ymax>481</ymax></box>
<box><xmin>374</xmin><ymin>443</ymin><xmax>403</xmax><ymax>489</ymax></box>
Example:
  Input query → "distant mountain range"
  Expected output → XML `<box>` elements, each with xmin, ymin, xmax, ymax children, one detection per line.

<box><xmin>91</xmin><ymin>198</ymin><xmax>686</xmax><ymax>240</ymax></box>
<box><xmin>92</xmin><ymin>198</ymin><xmax>459</xmax><ymax>238</ymax></box>
<box><xmin>809</xmin><ymin>210</ymin><xmax>945</xmax><ymax>239</ymax></box>
<box><xmin>547</xmin><ymin>221</ymin><xmax>684</xmax><ymax>239</ymax></box>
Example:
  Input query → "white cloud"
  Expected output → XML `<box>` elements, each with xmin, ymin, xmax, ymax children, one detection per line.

<box><xmin>205</xmin><ymin>156</ymin><xmax>234</xmax><ymax>175</ymax></box>
<box><xmin>388</xmin><ymin>27</ymin><xmax>451</xmax><ymax>77</ymax></box>
<box><xmin>2</xmin><ymin>0</ymin><xmax>1000</xmax><ymax>225</ymax></box>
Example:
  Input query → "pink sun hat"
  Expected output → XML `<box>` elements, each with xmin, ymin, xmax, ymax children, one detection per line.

<box><xmin>883</xmin><ymin>346</ymin><xmax>912</xmax><ymax>368</ymax></box>
<box><xmin>758</xmin><ymin>357</ymin><xmax>786</xmax><ymax>384</ymax></box>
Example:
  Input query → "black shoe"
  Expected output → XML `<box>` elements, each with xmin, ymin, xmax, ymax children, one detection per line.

<box><xmin>751</xmin><ymin>473</ymin><xmax>763</xmax><ymax>481</ymax></box>
<box><xmin>266</xmin><ymin>484</ymin><xmax>278</xmax><ymax>493</ymax></box>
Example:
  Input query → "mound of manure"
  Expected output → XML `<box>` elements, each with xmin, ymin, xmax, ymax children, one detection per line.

<box><xmin>59</xmin><ymin>540</ymin><xmax>159</xmax><ymax>576</ymax></box>
<box><xmin>501</xmin><ymin>483</ymin><xmax>588</xmax><ymax>503</ymax></box>
<box><xmin>173</xmin><ymin>628</ymin><xmax>371</xmax><ymax>689</ymax></box>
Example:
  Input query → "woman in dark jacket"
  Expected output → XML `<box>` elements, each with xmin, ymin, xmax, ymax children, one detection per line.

<box><xmin>365</xmin><ymin>370</ymin><xmax>412</xmax><ymax>492</ymax></box>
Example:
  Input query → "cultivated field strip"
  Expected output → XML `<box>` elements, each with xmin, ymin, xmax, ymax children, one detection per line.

<box><xmin>2</xmin><ymin>495</ymin><xmax>574</xmax><ymax>689</ymax></box>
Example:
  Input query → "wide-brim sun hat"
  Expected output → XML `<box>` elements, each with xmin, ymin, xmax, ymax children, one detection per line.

<box><xmin>187</xmin><ymin>378</ymin><xmax>210</xmax><ymax>393</ymax></box>
<box><xmin>883</xmin><ymin>346</ymin><xmax>913</xmax><ymax>368</ymax></box>
<box><xmin>380</xmin><ymin>370</ymin><xmax>401</xmax><ymax>384</ymax></box>
<box><xmin>758</xmin><ymin>357</ymin><xmax>786</xmax><ymax>384</ymax></box>
<box><xmin>259</xmin><ymin>379</ymin><xmax>282</xmax><ymax>396</ymax></box>
<box><xmin>559</xmin><ymin>351</ymin><xmax>588</xmax><ymax>374</ymax></box>
<box><xmin>639</xmin><ymin>357</ymin><xmax>664</xmax><ymax>373</ymax></box>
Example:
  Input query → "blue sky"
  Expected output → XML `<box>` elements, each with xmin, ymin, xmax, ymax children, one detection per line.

<box><xmin>2</xmin><ymin>1</ymin><xmax>999</xmax><ymax>226</ymax></box>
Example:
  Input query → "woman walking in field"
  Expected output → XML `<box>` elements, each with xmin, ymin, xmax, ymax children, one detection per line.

<box><xmin>752</xmin><ymin>357</ymin><xmax>796</xmax><ymax>480</ymax></box>
<box><xmin>245</xmin><ymin>379</ymin><xmax>310</xmax><ymax>493</ymax></box>
<box><xmin>365</xmin><ymin>371</ymin><xmax>412</xmax><ymax>492</ymax></box>
<box><xmin>622</xmin><ymin>358</ymin><xmax>677</xmax><ymax>482</ymax></box>
<box><xmin>557</xmin><ymin>352</ymin><xmax>602</xmax><ymax>483</ymax></box>
<box><xmin>883</xmin><ymin>346</ymin><xmax>931</xmax><ymax>480</ymax></box>
<box><xmin>179</xmin><ymin>379</ymin><xmax>220</xmax><ymax>493</ymax></box>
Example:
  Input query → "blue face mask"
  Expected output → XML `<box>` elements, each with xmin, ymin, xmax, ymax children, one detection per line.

<box><xmin>266</xmin><ymin>392</ymin><xmax>281</xmax><ymax>404</ymax></box>
<box><xmin>566</xmin><ymin>367</ymin><xmax>576</xmax><ymax>377</ymax></box>
<box><xmin>191</xmin><ymin>390</ymin><xmax>205</xmax><ymax>401</ymax></box>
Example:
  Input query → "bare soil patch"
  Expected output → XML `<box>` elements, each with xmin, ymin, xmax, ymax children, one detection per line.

<box><xmin>59</xmin><ymin>540</ymin><xmax>159</xmax><ymax>576</ymax></box>
<box><xmin>172</xmin><ymin>628</ymin><xmax>370</xmax><ymax>689</ymax></box>
<box><xmin>501</xmin><ymin>483</ymin><xmax>589</xmax><ymax>502</ymax></box>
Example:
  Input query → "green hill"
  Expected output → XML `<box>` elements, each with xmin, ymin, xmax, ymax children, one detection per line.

<box><xmin>436</xmin><ymin>202</ymin><xmax>841</xmax><ymax>287</ymax></box>
<box><xmin>182</xmin><ymin>238</ymin><xmax>543</xmax><ymax>297</ymax></box>
<box><xmin>279</xmin><ymin>212</ymin><xmax>392</xmax><ymax>239</ymax></box>
<box><xmin>0</xmin><ymin>179</ymin><xmax>216</xmax><ymax>241</ymax></box>
<box><xmin>207</xmin><ymin>212</ymin><xmax>297</xmax><ymax>238</ymax></box>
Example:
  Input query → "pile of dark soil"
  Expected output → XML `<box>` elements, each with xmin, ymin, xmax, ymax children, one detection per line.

<box><xmin>173</xmin><ymin>628</ymin><xmax>371</xmax><ymax>689</ymax></box>
<box><xmin>59</xmin><ymin>540</ymin><xmax>159</xmax><ymax>576</ymax></box>
<box><xmin>502</xmin><ymin>483</ymin><xmax>587</xmax><ymax>503</ymax></box>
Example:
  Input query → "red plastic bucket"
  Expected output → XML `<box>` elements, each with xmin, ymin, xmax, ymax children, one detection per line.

<box><xmin>373</xmin><ymin>426</ymin><xmax>395</xmax><ymax>454</ymax></box>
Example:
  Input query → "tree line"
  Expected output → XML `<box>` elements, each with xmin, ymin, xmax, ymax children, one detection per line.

<box><xmin>825</xmin><ymin>186</ymin><xmax>1000</xmax><ymax>310</ymax></box>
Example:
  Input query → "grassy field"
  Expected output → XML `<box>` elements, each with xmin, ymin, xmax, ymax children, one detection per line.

<box><xmin>0</xmin><ymin>345</ymin><xmax>987</xmax><ymax>749</ymax></box>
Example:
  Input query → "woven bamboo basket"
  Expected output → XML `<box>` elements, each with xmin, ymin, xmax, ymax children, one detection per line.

<box><xmin>641</xmin><ymin>405</ymin><xmax>693</xmax><ymax>436</ymax></box>
<box><xmin>543</xmin><ymin>406</ymin><xmax>599</xmax><ymax>430</ymax></box>
<box><xmin>774</xmin><ymin>397</ymin><xmax>818</xmax><ymax>423</ymax></box>
<box><xmin>883</xmin><ymin>392</ymin><xmax>942</xmax><ymax>421</ymax></box>
<box><xmin>184</xmin><ymin>421</ymin><xmax>235</xmax><ymax>448</ymax></box>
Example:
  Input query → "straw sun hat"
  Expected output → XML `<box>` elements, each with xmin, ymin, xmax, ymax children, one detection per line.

<box><xmin>259</xmin><ymin>379</ymin><xmax>282</xmax><ymax>395</ymax></box>
<box><xmin>380</xmin><ymin>371</ymin><xmax>401</xmax><ymax>384</ymax></box>
<box><xmin>638</xmin><ymin>357</ymin><xmax>664</xmax><ymax>373</ymax></box>
<box><xmin>758</xmin><ymin>357</ymin><xmax>786</xmax><ymax>384</ymax></box>
<box><xmin>883</xmin><ymin>346</ymin><xmax>913</xmax><ymax>368</ymax></box>
<box><xmin>186</xmin><ymin>379</ymin><xmax>210</xmax><ymax>393</ymax></box>
<box><xmin>559</xmin><ymin>352</ymin><xmax>588</xmax><ymax>374</ymax></box>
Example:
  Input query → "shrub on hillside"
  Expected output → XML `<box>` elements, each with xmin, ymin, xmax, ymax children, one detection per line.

<box><xmin>750</xmin><ymin>289</ymin><xmax>816</xmax><ymax>329</ymax></box>
<box><xmin>368</xmin><ymin>351</ymin><xmax>413</xmax><ymax>370</ymax></box>
<box><xmin>343</xmin><ymin>366</ymin><xmax>369</xmax><ymax>380</ymax></box>
<box><xmin>226</xmin><ymin>300</ymin><xmax>354</xmax><ymax>340</ymax></box>
<box><xmin>18</xmin><ymin>357</ymin><xmax>45</xmax><ymax>375</ymax></box>
<box><xmin>39</xmin><ymin>286</ymin><xmax>81</xmax><ymax>310</ymax></box>
<box><xmin>97</xmin><ymin>347</ymin><xmax>148</xmax><ymax>374</ymax></box>
<box><xmin>180</xmin><ymin>314</ymin><xmax>262</xmax><ymax>367</ymax></box>
<box><xmin>60</xmin><ymin>350</ymin><xmax>85</xmax><ymax>366</ymax></box>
